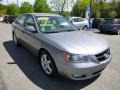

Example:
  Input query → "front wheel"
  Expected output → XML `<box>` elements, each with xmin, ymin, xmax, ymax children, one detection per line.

<box><xmin>39</xmin><ymin>51</ymin><xmax>58</xmax><ymax>77</ymax></box>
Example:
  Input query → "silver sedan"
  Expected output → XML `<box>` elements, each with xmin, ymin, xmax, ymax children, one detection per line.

<box><xmin>66</xmin><ymin>17</ymin><xmax>89</xmax><ymax>30</ymax></box>
<box><xmin>12</xmin><ymin>13</ymin><xmax>111</xmax><ymax>80</ymax></box>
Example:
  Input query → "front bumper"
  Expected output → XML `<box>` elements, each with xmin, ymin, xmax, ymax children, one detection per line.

<box><xmin>60</xmin><ymin>56</ymin><xmax>111</xmax><ymax>80</ymax></box>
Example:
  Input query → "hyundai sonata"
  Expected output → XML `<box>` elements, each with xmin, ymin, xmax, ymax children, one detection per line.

<box><xmin>12</xmin><ymin>13</ymin><xmax>111</xmax><ymax>80</ymax></box>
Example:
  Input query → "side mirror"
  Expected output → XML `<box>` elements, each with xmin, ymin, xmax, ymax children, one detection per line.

<box><xmin>26</xmin><ymin>22</ymin><xmax>35</xmax><ymax>26</ymax></box>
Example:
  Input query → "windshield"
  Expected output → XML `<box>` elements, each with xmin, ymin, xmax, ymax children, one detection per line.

<box><xmin>36</xmin><ymin>16</ymin><xmax>78</xmax><ymax>33</ymax></box>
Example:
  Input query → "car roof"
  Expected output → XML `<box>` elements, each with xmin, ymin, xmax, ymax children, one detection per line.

<box><xmin>24</xmin><ymin>13</ymin><xmax>62</xmax><ymax>17</ymax></box>
<box><xmin>103</xmin><ymin>18</ymin><xmax>120</xmax><ymax>20</ymax></box>
<box><xmin>66</xmin><ymin>17</ymin><xmax>83</xmax><ymax>21</ymax></box>
<box><xmin>68</xmin><ymin>17</ymin><xmax>82</xmax><ymax>19</ymax></box>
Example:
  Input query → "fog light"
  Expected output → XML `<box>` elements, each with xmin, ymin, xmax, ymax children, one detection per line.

<box><xmin>72</xmin><ymin>74</ymin><xmax>86</xmax><ymax>78</ymax></box>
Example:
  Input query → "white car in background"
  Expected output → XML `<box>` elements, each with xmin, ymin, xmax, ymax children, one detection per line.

<box><xmin>66</xmin><ymin>17</ymin><xmax>89</xmax><ymax>30</ymax></box>
<box><xmin>0</xmin><ymin>16</ymin><xmax>3</xmax><ymax>22</ymax></box>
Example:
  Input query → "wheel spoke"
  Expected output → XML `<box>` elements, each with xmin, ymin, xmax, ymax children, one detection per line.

<box><xmin>43</xmin><ymin>54</ymin><xmax>47</xmax><ymax>62</ymax></box>
<box><xmin>46</xmin><ymin>64</ymin><xmax>52</xmax><ymax>73</ymax></box>
<box><xmin>41</xmin><ymin>56</ymin><xmax>46</xmax><ymax>64</ymax></box>
<box><xmin>47</xmin><ymin>59</ymin><xmax>51</xmax><ymax>64</ymax></box>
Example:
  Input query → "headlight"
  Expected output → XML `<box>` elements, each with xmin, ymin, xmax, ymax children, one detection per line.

<box><xmin>63</xmin><ymin>52</ymin><xmax>92</xmax><ymax>63</ymax></box>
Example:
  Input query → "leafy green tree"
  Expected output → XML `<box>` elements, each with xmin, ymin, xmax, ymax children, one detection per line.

<box><xmin>6</xmin><ymin>4</ymin><xmax>19</xmax><ymax>15</ymax></box>
<box><xmin>91</xmin><ymin>0</ymin><xmax>120</xmax><ymax>18</ymax></box>
<box><xmin>71</xmin><ymin>0</ymin><xmax>90</xmax><ymax>17</ymax></box>
<box><xmin>33</xmin><ymin>0</ymin><xmax>51</xmax><ymax>13</ymax></box>
<box><xmin>95</xmin><ymin>10</ymin><xmax>101</xmax><ymax>18</ymax></box>
<box><xmin>0</xmin><ymin>4</ymin><xmax>6</xmax><ymax>16</ymax></box>
<box><xmin>50</xmin><ymin>0</ymin><xmax>73</xmax><ymax>15</ymax></box>
<box><xmin>71</xmin><ymin>0</ymin><xmax>81</xmax><ymax>16</ymax></box>
<box><xmin>109</xmin><ymin>10</ymin><xmax>117</xmax><ymax>18</ymax></box>
<box><xmin>20</xmin><ymin>2</ymin><xmax>33</xmax><ymax>14</ymax></box>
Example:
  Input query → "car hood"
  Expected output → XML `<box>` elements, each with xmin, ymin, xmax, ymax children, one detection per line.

<box><xmin>45</xmin><ymin>31</ymin><xmax>109</xmax><ymax>55</ymax></box>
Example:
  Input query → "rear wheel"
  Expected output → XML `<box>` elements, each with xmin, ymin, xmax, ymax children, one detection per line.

<box><xmin>39</xmin><ymin>50</ymin><xmax>58</xmax><ymax>77</ymax></box>
<box><xmin>100</xmin><ymin>30</ymin><xmax>105</xmax><ymax>33</ymax></box>
<box><xmin>117</xmin><ymin>30</ymin><xmax>120</xmax><ymax>35</ymax></box>
<box><xmin>83</xmin><ymin>26</ymin><xmax>88</xmax><ymax>31</ymax></box>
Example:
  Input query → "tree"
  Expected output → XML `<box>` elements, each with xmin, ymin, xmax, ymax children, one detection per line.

<box><xmin>109</xmin><ymin>10</ymin><xmax>117</xmax><ymax>18</ymax></box>
<box><xmin>95</xmin><ymin>10</ymin><xmax>101</xmax><ymax>18</ymax></box>
<box><xmin>71</xmin><ymin>0</ymin><xmax>81</xmax><ymax>16</ymax></box>
<box><xmin>20</xmin><ymin>2</ymin><xmax>33</xmax><ymax>14</ymax></box>
<box><xmin>91</xmin><ymin>0</ymin><xmax>120</xmax><ymax>18</ymax></box>
<box><xmin>50</xmin><ymin>0</ymin><xmax>75</xmax><ymax>15</ymax></box>
<box><xmin>33</xmin><ymin>0</ymin><xmax>51</xmax><ymax>13</ymax></box>
<box><xmin>50</xmin><ymin>0</ymin><xmax>67</xmax><ymax>15</ymax></box>
<box><xmin>71</xmin><ymin>0</ymin><xmax>90</xmax><ymax>17</ymax></box>
<box><xmin>0</xmin><ymin>4</ymin><xmax>6</xmax><ymax>16</ymax></box>
<box><xmin>6</xmin><ymin>4</ymin><xmax>19</xmax><ymax>15</ymax></box>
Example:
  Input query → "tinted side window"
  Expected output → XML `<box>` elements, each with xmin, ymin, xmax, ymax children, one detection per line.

<box><xmin>79</xmin><ymin>18</ymin><xmax>84</xmax><ymax>22</ymax></box>
<box><xmin>102</xmin><ymin>19</ymin><xmax>114</xmax><ymax>24</ymax></box>
<box><xmin>73</xmin><ymin>18</ymin><xmax>80</xmax><ymax>22</ymax></box>
<box><xmin>24</xmin><ymin>15</ymin><xmax>34</xmax><ymax>26</ymax></box>
<box><xmin>116</xmin><ymin>20</ymin><xmax>120</xmax><ymax>24</ymax></box>
<box><xmin>16</xmin><ymin>15</ymin><xmax>26</xmax><ymax>26</ymax></box>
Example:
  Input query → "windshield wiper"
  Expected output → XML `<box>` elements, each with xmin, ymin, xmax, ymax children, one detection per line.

<box><xmin>43</xmin><ymin>30</ymin><xmax>76</xmax><ymax>34</ymax></box>
<box><xmin>43</xmin><ymin>31</ymin><xmax>60</xmax><ymax>34</ymax></box>
<box><xmin>59</xmin><ymin>30</ymin><xmax>76</xmax><ymax>32</ymax></box>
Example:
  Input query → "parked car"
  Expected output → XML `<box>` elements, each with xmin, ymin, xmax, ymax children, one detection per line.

<box><xmin>98</xmin><ymin>18</ymin><xmax>120</xmax><ymax>35</ymax></box>
<box><xmin>8</xmin><ymin>15</ymin><xmax>18</xmax><ymax>23</ymax></box>
<box><xmin>3</xmin><ymin>15</ymin><xmax>18</xmax><ymax>23</ymax></box>
<box><xmin>3</xmin><ymin>15</ymin><xmax>9</xmax><ymax>23</ymax></box>
<box><xmin>66</xmin><ymin>17</ymin><xmax>89</xmax><ymax>30</ymax></box>
<box><xmin>0</xmin><ymin>16</ymin><xmax>3</xmax><ymax>22</ymax></box>
<box><xmin>12</xmin><ymin>13</ymin><xmax>111</xmax><ymax>80</ymax></box>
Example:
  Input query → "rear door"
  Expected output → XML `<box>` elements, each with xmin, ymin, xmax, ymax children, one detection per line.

<box><xmin>100</xmin><ymin>19</ymin><xmax>115</xmax><ymax>30</ymax></box>
<box><xmin>72</xmin><ymin>18</ymin><xmax>82</xmax><ymax>29</ymax></box>
<box><xmin>13</xmin><ymin>15</ymin><xmax>27</xmax><ymax>42</ymax></box>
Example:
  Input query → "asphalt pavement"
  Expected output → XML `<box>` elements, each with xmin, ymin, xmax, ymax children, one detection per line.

<box><xmin>0</xmin><ymin>23</ymin><xmax>120</xmax><ymax>90</ymax></box>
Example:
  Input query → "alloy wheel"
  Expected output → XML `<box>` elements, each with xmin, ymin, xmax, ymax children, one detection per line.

<box><xmin>117</xmin><ymin>30</ymin><xmax>120</xmax><ymax>35</ymax></box>
<box><xmin>40</xmin><ymin>54</ymin><xmax>53</xmax><ymax>75</ymax></box>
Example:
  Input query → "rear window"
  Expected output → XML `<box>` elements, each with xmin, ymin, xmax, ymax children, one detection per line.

<box><xmin>102</xmin><ymin>19</ymin><xmax>115</xmax><ymax>24</ymax></box>
<box><xmin>115</xmin><ymin>20</ymin><xmax>120</xmax><ymax>24</ymax></box>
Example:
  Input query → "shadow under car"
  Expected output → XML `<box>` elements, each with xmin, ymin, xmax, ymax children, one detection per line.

<box><xmin>3</xmin><ymin>40</ymin><xmax>100</xmax><ymax>90</ymax></box>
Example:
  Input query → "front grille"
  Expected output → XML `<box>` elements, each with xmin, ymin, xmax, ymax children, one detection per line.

<box><xmin>95</xmin><ymin>49</ymin><xmax>110</xmax><ymax>62</ymax></box>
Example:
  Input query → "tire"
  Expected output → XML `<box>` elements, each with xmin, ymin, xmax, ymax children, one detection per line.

<box><xmin>100</xmin><ymin>30</ymin><xmax>104</xmax><ymax>33</ymax></box>
<box><xmin>117</xmin><ymin>30</ymin><xmax>120</xmax><ymax>35</ymax></box>
<box><xmin>83</xmin><ymin>26</ymin><xmax>88</xmax><ymax>31</ymax></box>
<box><xmin>12</xmin><ymin>32</ymin><xmax>20</xmax><ymax>46</ymax></box>
<box><xmin>39</xmin><ymin>50</ymin><xmax>58</xmax><ymax>77</ymax></box>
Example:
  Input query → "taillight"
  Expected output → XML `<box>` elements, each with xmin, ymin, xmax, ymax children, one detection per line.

<box><xmin>114</xmin><ymin>25</ymin><xmax>118</xmax><ymax>29</ymax></box>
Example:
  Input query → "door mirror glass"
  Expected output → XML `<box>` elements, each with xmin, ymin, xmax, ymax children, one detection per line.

<box><xmin>25</xmin><ymin>24</ymin><xmax>36</xmax><ymax>33</ymax></box>
<box><xmin>26</xmin><ymin>22</ymin><xmax>35</xmax><ymax>26</ymax></box>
